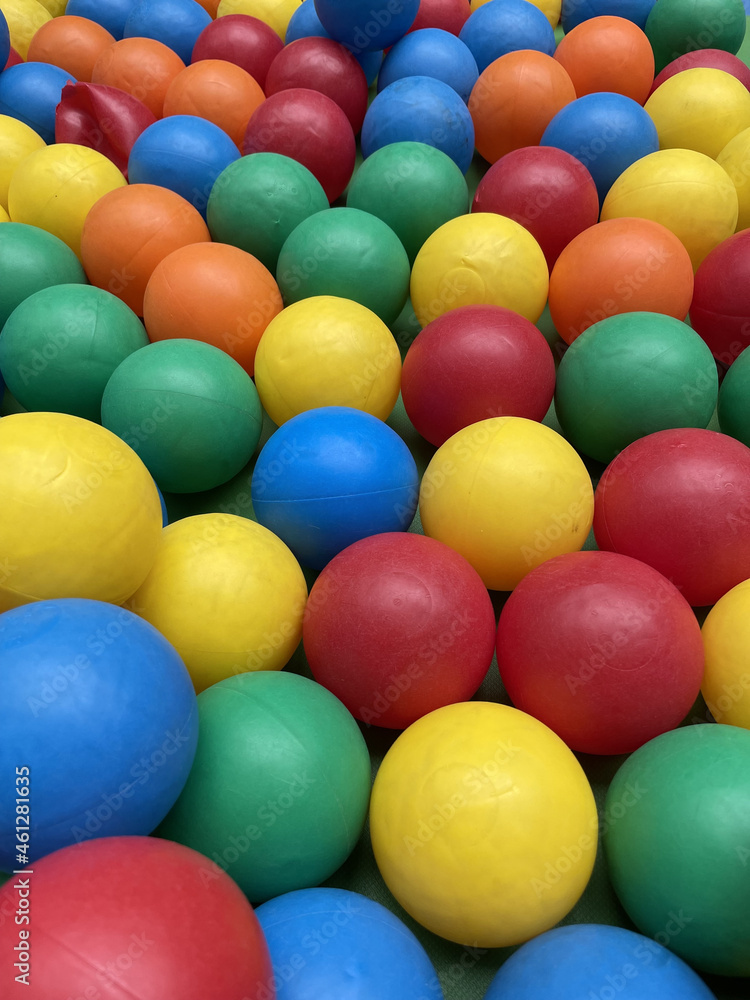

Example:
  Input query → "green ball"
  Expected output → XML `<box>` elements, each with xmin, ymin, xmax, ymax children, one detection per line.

<box><xmin>0</xmin><ymin>285</ymin><xmax>148</xmax><ymax>422</ymax></box>
<box><xmin>346</xmin><ymin>141</ymin><xmax>469</xmax><ymax>264</ymax></box>
<box><xmin>645</xmin><ymin>0</ymin><xmax>747</xmax><ymax>73</ymax></box>
<box><xmin>555</xmin><ymin>311</ymin><xmax>718</xmax><ymax>463</ymax></box>
<box><xmin>603</xmin><ymin>724</ymin><xmax>750</xmax><ymax>976</ymax></box>
<box><xmin>101</xmin><ymin>339</ymin><xmax>263</xmax><ymax>494</ymax></box>
<box><xmin>0</xmin><ymin>223</ymin><xmax>87</xmax><ymax>329</ymax></box>
<box><xmin>207</xmin><ymin>153</ymin><xmax>330</xmax><ymax>273</ymax></box>
<box><xmin>718</xmin><ymin>343</ymin><xmax>750</xmax><ymax>446</ymax></box>
<box><xmin>156</xmin><ymin>671</ymin><xmax>371</xmax><ymax>902</ymax></box>
<box><xmin>277</xmin><ymin>207</ymin><xmax>411</xmax><ymax>325</ymax></box>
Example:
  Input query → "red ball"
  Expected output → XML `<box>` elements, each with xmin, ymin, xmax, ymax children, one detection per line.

<box><xmin>472</xmin><ymin>146</ymin><xmax>600</xmax><ymax>269</ymax></box>
<box><xmin>593</xmin><ymin>428</ymin><xmax>750</xmax><ymax>607</ymax></box>
<box><xmin>191</xmin><ymin>14</ymin><xmax>283</xmax><ymax>90</ymax></box>
<box><xmin>650</xmin><ymin>48</ymin><xmax>750</xmax><ymax>98</ymax></box>
<box><xmin>401</xmin><ymin>304</ymin><xmax>556</xmax><ymax>446</ymax></box>
<box><xmin>0</xmin><ymin>836</ymin><xmax>272</xmax><ymax>999</ymax></box>
<box><xmin>496</xmin><ymin>551</ymin><xmax>704</xmax><ymax>755</ymax></box>
<box><xmin>690</xmin><ymin>229</ymin><xmax>750</xmax><ymax>367</ymax></box>
<box><xmin>265</xmin><ymin>37</ymin><xmax>369</xmax><ymax>133</ymax></box>
<box><xmin>242</xmin><ymin>87</ymin><xmax>356</xmax><ymax>202</ymax></box>
<box><xmin>409</xmin><ymin>0</ymin><xmax>472</xmax><ymax>34</ymax></box>
<box><xmin>303</xmin><ymin>532</ymin><xmax>496</xmax><ymax>729</ymax></box>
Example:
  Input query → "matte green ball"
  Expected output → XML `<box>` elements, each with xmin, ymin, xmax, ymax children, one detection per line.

<box><xmin>277</xmin><ymin>207</ymin><xmax>411</xmax><ymax>325</ymax></box>
<box><xmin>718</xmin><ymin>343</ymin><xmax>750</xmax><ymax>447</ymax></box>
<box><xmin>101</xmin><ymin>339</ymin><xmax>263</xmax><ymax>494</ymax></box>
<box><xmin>603</xmin><ymin>724</ymin><xmax>750</xmax><ymax>976</ymax></box>
<box><xmin>0</xmin><ymin>223</ymin><xmax>87</xmax><ymax>329</ymax></box>
<box><xmin>555</xmin><ymin>311</ymin><xmax>718</xmax><ymax>463</ymax></box>
<box><xmin>0</xmin><ymin>284</ymin><xmax>148</xmax><ymax>421</ymax></box>
<box><xmin>207</xmin><ymin>152</ymin><xmax>330</xmax><ymax>273</ymax></box>
<box><xmin>156</xmin><ymin>671</ymin><xmax>372</xmax><ymax>902</ymax></box>
<box><xmin>346</xmin><ymin>141</ymin><xmax>469</xmax><ymax>264</ymax></box>
<box><xmin>645</xmin><ymin>0</ymin><xmax>747</xmax><ymax>73</ymax></box>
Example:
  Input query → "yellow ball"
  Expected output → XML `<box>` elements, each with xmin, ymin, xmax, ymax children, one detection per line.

<box><xmin>717</xmin><ymin>126</ymin><xmax>750</xmax><ymax>232</ymax></box>
<box><xmin>370</xmin><ymin>701</ymin><xmax>598</xmax><ymax>947</ymax></box>
<box><xmin>701</xmin><ymin>579</ymin><xmax>750</xmax><ymax>729</ymax></box>
<box><xmin>410</xmin><ymin>213</ymin><xmax>549</xmax><ymax>328</ymax></box>
<box><xmin>216</xmin><ymin>0</ymin><xmax>301</xmax><ymax>39</ymax></box>
<box><xmin>0</xmin><ymin>115</ymin><xmax>45</xmax><ymax>212</ymax></box>
<box><xmin>470</xmin><ymin>0</ymin><xmax>560</xmax><ymax>29</ymax></box>
<box><xmin>0</xmin><ymin>0</ymin><xmax>52</xmax><ymax>58</ymax></box>
<box><xmin>254</xmin><ymin>296</ymin><xmax>401</xmax><ymax>425</ymax></box>
<box><xmin>419</xmin><ymin>416</ymin><xmax>593</xmax><ymax>591</ymax></box>
<box><xmin>36</xmin><ymin>0</ymin><xmax>65</xmax><ymax>15</ymax></box>
<box><xmin>0</xmin><ymin>412</ymin><xmax>162</xmax><ymax>613</ymax></box>
<box><xmin>601</xmin><ymin>148</ymin><xmax>738</xmax><ymax>269</ymax></box>
<box><xmin>8</xmin><ymin>144</ymin><xmax>126</xmax><ymax>259</ymax></box>
<box><xmin>0</xmin><ymin>205</ymin><xmax>9</xmax><ymax>222</ymax></box>
<box><xmin>128</xmin><ymin>513</ymin><xmax>308</xmax><ymax>693</ymax></box>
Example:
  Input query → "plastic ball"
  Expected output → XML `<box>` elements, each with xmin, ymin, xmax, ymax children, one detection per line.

<box><xmin>0</xmin><ymin>62</ymin><xmax>75</xmax><ymax>144</ymax></box>
<box><xmin>217</xmin><ymin>0</ymin><xmax>301</xmax><ymax>41</ymax></box>
<box><xmin>256</xmin><ymin>888</ymin><xmax>443</xmax><ymax>1000</ymax></box>
<box><xmin>251</xmin><ymin>406</ymin><xmax>419</xmax><ymax>571</ymax></box>
<box><xmin>402</xmin><ymin>305</ymin><xmax>556</xmax><ymax>446</ymax></box>
<box><xmin>469</xmin><ymin>50</ymin><xmax>576</xmax><ymax>164</ymax></box>
<box><xmin>0</xmin><ymin>222</ymin><xmax>86</xmax><ymax>329</ymax></box>
<box><xmin>410</xmin><ymin>213</ymin><xmax>549</xmax><ymax>328</ymax></box>
<box><xmin>303</xmin><ymin>532</ymin><xmax>495</xmax><ymax>729</ymax></box>
<box><xmin>8</xmin><ymin>143</ymin><xmax>126</xmax><ymax>257</ymax></box>
<box><xmin>412</xmin><ymin>0</ymin><xmax>470</xmax><ymax>33</ymax></box>
<box><xmin>0</xmin><ymin>114</ymin><xmax>45</xmax><ymax>212</ymax></box>
<box><xmin>254</xmin><ymin>296</ymin><xmax>401</xmax><ymax>424</ymax></box>
<box><xmin>370</xmin><ymin>701</ymin><xmax>597</xmax><ymax>947</ymax></box>
<box><xmin>717</xmin><ymin>125</ymin><xmax>750</xmax><ymax>232</ymax></box>
<box><xmin>378</xmin><ymin>28</ymin><xmax>478</xmax><ymax>103</ymax></box>
<box><xmin>157</xmin><ymin>671</ymin><xmax>371</xmax><ymax>900</ymax></box>
<box><xmin>26</xmin><ymin>15</ymin><xmax>115</xmax><ymax>82</ymax></box>
<box><xmin>472</xmin><ymin>146</ymin><xmax>599</xmax><ymax>270</ymax></box>
<box><xmin>81</xmin><ymin>183</ymin><xmax>210</xmax><ymax>317</ymax></box>
<box><xmin>553</xmin><ymin>16</ymin><xmax>655</xmax><ymax>103</ymax></box>
<box><xmin>362</xmin><ymin>75</ymin><xmax>475</xmax><ymax>173</ymax></box>
<box><xmin>0</xmin><ymin>411</ymin><xmax>162</xmax><ymax>612</ymax></box>
<box><xmin>701</xmin><ymin>578</ymin><xmax>750</xmax><ymax>728</ymax></box>
<box><xmin>604</xmin><ymin>724</ymin><xmax>750</xmax><ymax>975</ymax></box>
<box><xmin>719</xmin><ymin>345</ymin><xmax>750</xmax><ymax>449</ymax></box>
<box><xmin>420</xmin><ymin>417</ymin><xmax>594</xmax><ymax>591</ymax></box>
<box><xmin>459</xmin><ymin>0</ymin><xmax>555</xmax><ymax>75</ymax></box>
<box><xmin>483</xmin><ymin>924</ymin><xmax>719</xmax><ymax>1000</ymax></box>
<box><xmin>594</xmin><ymin>428</ymin><xmax>750</xmax><ymax>606</ymax></box>
<box><xmin>690</xmin><ymin>229</ymin><xmax>750</xmax><ymax>365</ymax></box>
<box><xmin>65</xmin><ymin>0</ymin><xmax>134</xmax><ymax>39</ymax></box>
<box><xmin>163</xmin><ymin>60</ymin><xmax>265</xmax><ymax>149</ymax></box>
<box><xmin>0</xmin><ymin>284</ymin><xmax>148</xmax><ymax>421</ymax></box>
<box><xmin>123</xmin><ymin>0</ymin><xmax>212</xmax><ymax>64</ymax></box>
<box><xmin>0</xmin><ymin>837</ymin><xmax>273</xmax><ymax>998</ymax></box>
<box><xmin>243</xmin><ymin>88</ymin><xmax>355</xmax><ymax>202</ymax></box>
<box><xmin>191</xmin><ymin>14</ymin><xmax>283</xmax><ymax>89</ymax></box>
<box><xmin>101</xmin><ymin>340</ymin><xmax>262</xmax><ymax>494</ymax></box>
<box><xmin>276</xmin><ymin>207</ymin><xmax>410</xmax><ymax>326</ymax></box>
<box><xmin>645</xmin><ymin>0</ymin><xmax>746</xmax><ymax>74</ymax></box>
<box><xmin>128</xmin><ymin>513</ymin><xmax>308</xmax><ymax>691</ymax></box>
<box><xmin>92</xmin><ymin>36</ymin><xmax>186</xmax><ymax>118</ymax></box>
<box><xmin>651</xmin><ymin>47</ymin><xmax>750</xmax><ymax>96</ymax></box>
<box><xmin>314</xmin><ymin>0</ymin><xmax>420</xmax><ymax>52</ymax></box>
<box><xmin>0</xmin><ymin>0</ymin><xmax>51</xmax><ymax>58</ymax></box>
<box><xmin>265</xmin><ymin>36</ymin><xmax>368</xmax><ymax>133</ymax></box>
<box><xmin>562</xmin><ymin>0</ymin><xmax>656</xmax><ymax>32</ymax></box>
<box><xmin>0</xmin><ymin>10</ymin><xmax>8</xmax><ymax>71</ymax></box>
<box><xmin>600</xmin><ymin>148</ymin><xmax>738</xmax><ymax>269</ymax></box>
<box><xmin>286</xmin><ymin>0</ymin><xmax>383</xmax><ymax>85</ymax></box>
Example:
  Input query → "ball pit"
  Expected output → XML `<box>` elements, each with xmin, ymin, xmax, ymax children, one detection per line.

<box><xmin>459</xmin><ymin>0</ymin><xmax>555</xmax><ymax>74</ymax></box>
<box><xmin>122</xmin><ymin>0</ymin><xmax>212</xmax><ymax>65</ymax></box>
<box><xmin>191</xmin><ymin>14</ymin><xmax>283</xmax><ymax>90</ymax></box>
<box><xmin>0</xmin><ymin>0</ymin><xmax>51</xmax><ymax>58</ymax></box>
<box><xmin>690</xmin><ymin>228</ymin><xmax>750</xmax><ymax>365</ymax></box>
<box><xmin>26</xmin><ymin>14</ymin><xmax>115</xmax><ymax>82</ymax></box>
<box><xmin>0</xmin><ymin>61</ymin><xmax>75</xmax><ymax>144</ymax></box>
<box><xmin>91</xmin><ymin>36</ymin><xmax>185</xmax><ymax>119</ymax></box>
<box><xmin>0</xmin><ymin>221</ymin><xmax>86</xmax><ymax>327</ymax></box>
<box><xmin>218</xmin><ymin>0</ymin><xmax>304</xmax><ymax>42</ymax></box>
<box><xmin>377</xmin><ymin>27</ymin><xmax>478</xmax><ymax>103</ymax></box>
<box><xmin>286</xmin><ymin>0</ymin><xmax>384</xmax><ymax>84</ymax></box>
<box><xmin>553</xmin><ymin>15</ymin><xmax>655</xmax><ymax>103</ymax></box>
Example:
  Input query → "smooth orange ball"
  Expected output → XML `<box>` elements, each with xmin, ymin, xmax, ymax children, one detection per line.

<box><xmin>163</xmin><ymin>59</ymin><xmax>265</xmax><ymax>149</ymax></box>
<box><xmin>143</xmin><ymin>242</ymin><xmax>283</xmax><ymax>374</ymax></box>
<box><xmin>469</xmin><ymin>50</ymin><xmax>576</xmax><ymax>164</ymax></box>
<box><xmin>549</xmin><ymin>217</ymin><xmax>694</xmax><ymax>344</ymax></box>
<box><xmin>26</xmin><ymin>15</ymin><xmax>115</xmax><ymax>83</ymax></box>
<box><xmin>554</xmin><ymin>16</ymin><xmax>655</xmax><ymax>104</ymax></box>
<box><xmin>81</xmin><ymin>184</ymin><xmax>211</xmax><ymax>316</ymax></box>
<box><xmin>92</xmin><ymin>37</ymin><xmax>186</xmax><ymax>118</ymax></box>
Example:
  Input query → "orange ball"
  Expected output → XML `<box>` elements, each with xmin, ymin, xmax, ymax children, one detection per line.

<box><xmin>80</xmin><ymin>184</ymin><xmax>211</xmax><ymax>316</ymax></box>
<box><xmin>196</xmin><ymin>0</ymin><xmax>222</xmax><ymax>14</ymax></box>
<box><xmin>143</xmin><ymin>242</ymin><xmax>283</xmax><ymax>374</ymax></box>
<box><xmin>548</xmin><ymin>217</ymin><xmax>694</xmax><ymax>344</ymax></box>
<box><xmin>469</xmin><ymin>50</ymin><xmax>576</xmax><ymax>164</ymax></box>
<box><xmin>163</xmin><ymin>59</ymin><xmax>265</xmax><ymax>149</ymax></box>
<box><xmin>91</xmin><ymin>38</ymin><xmax>186</xmax><ymax>118</ymax></box>
<box><xmin>553</xmin><ymin>16</ymin><xmax>655</xmax><ymax>105</ymax></box>
<box><xmin>26</xmin><ymin>15</ymin><xmax>115</xmax><ymax>82</ymax></box>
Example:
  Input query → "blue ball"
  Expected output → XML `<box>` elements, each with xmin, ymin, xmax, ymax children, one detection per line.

<box><xmin>0</xmin><ymin>10</ymin><xmax>10</xmax><ymax>72</ymax></box>
<box><xmin>362</xmin><ymin>76</ymin><xmax>475</xmax><ymax>174</ymax></box>
<box><xmin>458</xmin><ymin>0</ymin><xmax>556</xmax><ymax>74</ymax></box>
<box><xmin>378</xmin><ymin>28</ymin><xmax>479</xmax><ymax>103</ymax></box>
<box><xmin>123</xmin><ymin>0</ymin><xmax>212</xmax><ymax>64</ymax></box>
<box><xmin>128</xmin><ymin>115</ymin><xmax>240</xmax><ymax>217</ymax></box>
<box><xmin>483</xmin><ymin>924</ymin><xmax>718</xmax><ymax>999</ymax></box>
<box><xmin>156</xmin><ymin>483</ymin><xmax>169</xmax><ymax>526</ymax></box>
<box><xmin>0</xmin><ymin>63</ymin><xmax>76</xmax><ymax>145</ymax></box>
<box><xmin>256</xmin><ymin>888</ymin><xmax>444</xmax><ymax>1000</ymax></box>
<box><xmin>0</xmin><ymin>598</ymin><xmax>198</xmax><ymax>869</ymax></box>
<box><xmin>561</xmin><ymin>0</ymin><xmax>657</xmax><ymax>32</ymax></box>
<box><xmin>65</xmin><ymin>0</ymin><xmax>135</xmax><ymax>39</ymax></box>
<box><xmin>314</xmin><ymin>0</ymin><xmax>420</xmax><ymax>53</ymax></box>
<box><xmin>251</xmin><ymin>406</ymin><xmax>419</xmax><ymax>570</ymax></box>
<box><xmin>287</xmin><ymin>0</ymin><xmax>383</xmax><ymax>84</ymax></box>
<box><xmin>541</xmin><ymin>92</ymin><xmax>659</xmax><ymax>204</ymax></box>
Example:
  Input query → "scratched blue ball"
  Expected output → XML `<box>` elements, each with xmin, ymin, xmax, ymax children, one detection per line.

<box><xmin>0</xmin><ymin>63</ymin><xmax>76</xmax><ymax>145</ymax></box>
<box><xmin>123</xmin><ymin>0</ymin><xmax>211</xmax><ymax>64</ymax></box>
<box><xmin>287</xmin><ymin>0</ymin><xmax>383</xmax><ymax>84</ymax></box>
<box><xmin>378</xmin><ymin>28</ymin><xmax>479</xmax><ymax>103</ymax></box>
<box><xmin>0</xmin><ymin>598</ymin><xmax>198</xmax><ymax>871</ymax></box>
<box><xmin>459</xmin><ymin>0</ymin><xmax>556</xmax><ymax>74</ymax></box>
